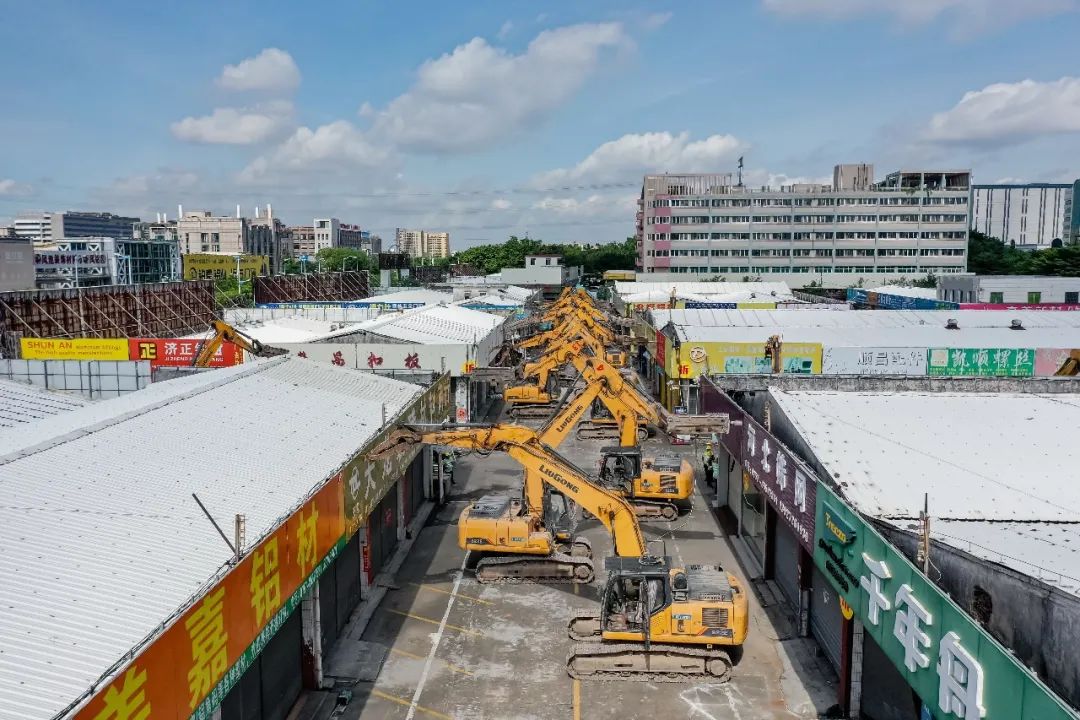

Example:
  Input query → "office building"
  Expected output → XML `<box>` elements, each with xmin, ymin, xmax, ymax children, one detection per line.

<box><xmin>313</xmin><ymin>217</ymin><xmax>340</xmax><ymax>251</ymax></box>
<box><xmin>339</xmin><ymin>224</ymin><xmax>381</xmax><ymax>256</ymax></box>
<box><xmin>396</xmin><ymin>228</ymin><xmax>450</xmax><ymax>259</ymax></box>
<box><xmin>13</xmin><ymin>211</ymin><xmax>141</xmax><ymax>243</ymax></box>
<box><xmin>971</xmin><ymin>182</ymin><xmax>1074</xmax><ymax>249</ymax></box>
<box><xmin>636</xmin><ymin>164</ymin><xmax>971</xmax><ymax>287</ymax></box>
<box><xmin>289</xmin><ymin>226</ymin><xmax>317</xmax><ymax>258</ymax></box>
<box><xmin>13</xmin><ymin>211</ymin><xmax>62</xmax><ymax>242</ymax></box>
<box><xmin>177</xmin><ymin>211</ymin><xmax>246</xmax><ymax>255</ymax></box>
<box><xmin>248</xmin><ymin>215</ymin><xmax>287</xmax><ymax>275</ymax></box>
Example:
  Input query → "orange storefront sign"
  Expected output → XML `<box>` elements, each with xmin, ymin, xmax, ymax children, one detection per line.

<box><xmin>73</xmin><ymin>477</ymin><xmax>344</xmax><ymax>720</ymax></box>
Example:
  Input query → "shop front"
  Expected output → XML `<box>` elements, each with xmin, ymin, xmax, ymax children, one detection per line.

<box><xmin>699</xmin><ymin>382</ymin><xmax>818</xmax><ymax>632</ymax></box>
<box><xmin>814</xmin><ymin>483</ymin><xmax>1075</xmax><ymax>719</ymax></box>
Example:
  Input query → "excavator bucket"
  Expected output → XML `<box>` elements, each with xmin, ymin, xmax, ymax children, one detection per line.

<box><xmin>664</xmin><ymin>414</ymin><xmax>731</xmax><ymax>439</ymax></box>
<box><xmin>367</xmin><ymin>428</ymin><xmax>425</xmax><ymax>459</ymax></box>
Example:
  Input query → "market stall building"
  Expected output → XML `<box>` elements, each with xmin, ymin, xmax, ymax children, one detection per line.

<box><xmin>699</xmin><ymin>379</ymin><xmax>1079</xmax><ymax>719</ymax></box>
<box><xmin>0</xmin><ymin>357</ymin><xmax>450</xmax><ymax>720</ymax></box>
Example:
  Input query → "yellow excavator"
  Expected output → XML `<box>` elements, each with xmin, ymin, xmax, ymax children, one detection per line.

<box><xmin>367</xmin><ymin>427</ymin><xmax>748</xmax><ymax>680</ymax></box>
<box><xmin>504</xmin><ymin>331</ymin><xmax>627</xmax><ymax>419</ymax></box>
<box><xmin>192</xmin><ymin>319</ymin><xmax>287</xmax><ymax>367</ymax></box>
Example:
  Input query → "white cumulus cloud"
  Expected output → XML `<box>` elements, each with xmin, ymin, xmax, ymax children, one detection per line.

<box><xmin>761</xmin><ymin>0</ymin><xmax>1077</xmax><ymax>36</ymax></box>
<box><xmin>171</xmin><ymin>101</ymin><xmax>293</xmax><ymax>145</ymax></box>
<box><xmin>0</xmin><ymin>179</ymin><xmax>23</xmax><ymax>195</ymax></box>
<box><xmin>239</xmin><ymin>120</ymin><xmax>395</xmax><ymax>183</ymax></box>
<box><xmin>368</xmin><ymin>22</ymin><xmax>630</xmax><ymax>153</ymax></box>
<box><xmin>217</xmin><ymin>48</ymin><xmax>301</xmax><ymax>92</ymax></box>
<box><xmin>535</xmin><ymin>131</ymin><xmax>748</xmax><ymax>186</ymax></box>
<box><xmin>924</xmin><ymin>76</ymin><xmax>1080</xmax><ymax>145</ymax></box>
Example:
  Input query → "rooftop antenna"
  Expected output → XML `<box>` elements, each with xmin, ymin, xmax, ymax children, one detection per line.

<box><xmin>737</xmin><ymin>156</ymin><xmax>744</xmax><ymax>188</ymax></box>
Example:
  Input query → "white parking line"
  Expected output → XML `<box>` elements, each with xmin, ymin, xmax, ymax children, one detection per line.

<box><xmin>406</xmin><ymin>552</ymin><xmax>469</xmax><ymax>720</ymax></box>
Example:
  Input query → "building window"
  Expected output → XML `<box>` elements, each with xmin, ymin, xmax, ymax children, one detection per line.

<box><xmin>1066</xmin><ymin>292</ymin><xmax>1079</xmax><ymax>304</ymax></box>
<box><xmin>1028</xmin><ymin>291</ymin><xmax>1042</xmax><ymax>304</ymax></box>
<box><xmin>989</xmin><ymin>292</ymin><xmax>1004</xmax><ymax>303</ymax></box>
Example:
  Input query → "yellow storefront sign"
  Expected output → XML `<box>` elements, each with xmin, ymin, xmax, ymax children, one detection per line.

<box><xmin>20</xmin><ymin>337</ymin><xmax>129</xmax><ymax>361</ymax></box>
<box><xmin>183</xmin><ymin>253</ymin><xmax>269</xmax><ymax>280</ymax></box>
<box><xmin>674</xmin><ymin>341</ymin><xmax>822</xmax><ymax>378</ymax></box>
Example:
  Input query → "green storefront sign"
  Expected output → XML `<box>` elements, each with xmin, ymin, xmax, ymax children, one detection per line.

<box><xmin>927</xmin><ymin>348</ymin><xmax>1035</xmax><ymax>377</ymax></box>
<box><xmin>814</xmin><ymin>484</ymin><xmax>1077</xmax><ymax>719</ymax></box>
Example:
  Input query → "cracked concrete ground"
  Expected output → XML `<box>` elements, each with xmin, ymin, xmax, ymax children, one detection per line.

<box><xmin>300</xmin><ymin>412</ymin><xmax>838</xmax><ymax>720</ymax></box>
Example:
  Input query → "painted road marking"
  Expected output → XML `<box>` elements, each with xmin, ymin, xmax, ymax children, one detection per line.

<box><xmin>389</xmin><ymin>647</ymin><xmax>474</xmax><ymax>676</ymax></box>
<box><xmin>573</xmin><ymin>678</ymin><xmax>581</xmax><ymax>720</ymax></box>
<box><xmin>372</xmin><ymin>689</ymin><xmax>451</xmax><ymax>720</ymax></box>
<box><xmin>411</xmin><ymin>581</ymin><xmax>493</xmax><ymax>605</ymax></box>
<box><xmin>406</xmin><ymin>552</ymin><xmax>470</xmax><ymax>720</ymax></box>
<box><xmin>385</xmin><ymin>608</ymin><xmax>484</xmax><ymax>638</ymax></box>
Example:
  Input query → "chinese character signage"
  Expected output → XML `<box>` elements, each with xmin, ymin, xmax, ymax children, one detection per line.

<box><xmin>847</xmin><ymin>288</ymin><xmax>958</xmax><ymax>310</ymax></box>
<box><xmin>698</xmin><ymin>385</ymin><xmax>817</xmax><ymax>550</ymax></box>
<box><xmin>682</xmin><ymin>341</ymin><xmax>822</xmax><ymax>378</ymax></box>
<box><xmin>183</xmin><ymin>254</ymin><xmax>269</xmax><ymax>281</ymax></box>
<box><xmin>343</xmin><ymin>374</ymin><xmax>452</xmax><ymax>536</ymax></box>
<box><xmin>73</xmin><ymin>478</ymin><xmax>344</xmax><ymax>720</ymax></box>
<box><xmin>822</xmin><ymin>347</ymin><xmax>928</xmax><ymax>376</ymax></box>
<box><xmin>927</xmin><ymin>348</ymin><xmax>1035</xmax><ymax>377</ymax></box>
<box><xmin>280</xmin><ymin>343</ymin><xmax>472</xmax><ymax>376</ymax></box>
<box><xmin>20</xmin><ymin>337</ymin><xmax>130</xmax><ymax>361</ymax></box>
<box><xmin>128</xmin><ymin>338</ymin><xmax>243</xmax><ymax>368</ymax></box>
<box><xmin>814</xmin><ymin>483</ymin><xmax>1076</xmax><ymax>720</ymax></box>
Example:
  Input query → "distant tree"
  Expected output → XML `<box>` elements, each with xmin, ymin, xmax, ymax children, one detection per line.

<box><xmin>449</xmin><ymin>235</ymin><xmax>636</xmax><ymax>274</ymax></box>
<box><xmin>911</xmin><ymin>273</ymin><xmax>938</xmax><ymax>288</ymax></box>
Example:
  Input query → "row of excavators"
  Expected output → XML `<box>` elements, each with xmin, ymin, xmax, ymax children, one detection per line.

<box><xmin>368</xmin><ymin>287</ymin><xmax>748</xmax><ymax>683</ymax></box>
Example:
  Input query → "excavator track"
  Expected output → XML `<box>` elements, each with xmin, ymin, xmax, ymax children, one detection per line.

<box><xmin>630</xmin><ymin>500</ymin><xmax>680</xmax><ymax>521</ymax></box>
<box><xmin>474</xmin><ymin>552</ymin><xmax>595</xmax><ymax>585</ymax></box>
<box><xmin>508</xmin><ymin>405</ymin><xmax>559</xmax><ymax>421</ymax></box>
<box><xmin>566</xmin><ymin>641</ymin><xmax>734</xmax><ymax>683</ymax></box>
<box><xmin>556</xmin><ymin>536</ymin><xmax>593</xmax><ymax>558</ymax></box>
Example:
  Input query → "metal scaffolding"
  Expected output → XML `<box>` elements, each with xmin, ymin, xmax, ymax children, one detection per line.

<box><xmin>253</xmin><ymin>270</ymin><xmax>370</xmax><ymax>305</ymax></box>
<box><xmin>0</xmin><ymin>280</ymin><xmax>218</xmax><ymax>356</ymax></box>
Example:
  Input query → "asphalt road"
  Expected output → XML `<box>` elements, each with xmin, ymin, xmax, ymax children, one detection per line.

<box><xmin>323</xmin><ymin>417</ymin><xmax>839</xmax><ymax>720</ymax></box>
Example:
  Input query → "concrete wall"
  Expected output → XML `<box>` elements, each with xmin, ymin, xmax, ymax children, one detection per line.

<box><xmin>879</xmin><ymin>524</ymin><xmax>1080</xmax><ymax>709</ymax></box>
<box><xmin>939</xmin><ymin>274</ymin><xmax>1080</xmax><ymax>303</ymax></box>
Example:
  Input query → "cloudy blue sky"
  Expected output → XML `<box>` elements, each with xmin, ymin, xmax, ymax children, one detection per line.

<box><xmin>2</xmin><ymin>0</ymin><xmax>1079</xmax><ymax>248</ymax></box>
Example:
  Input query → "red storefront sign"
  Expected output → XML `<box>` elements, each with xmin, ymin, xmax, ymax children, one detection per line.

<box><xmin>129</xmin><ymin>338</ymin><xmax>243</xmax><ymax>367</ymax></box>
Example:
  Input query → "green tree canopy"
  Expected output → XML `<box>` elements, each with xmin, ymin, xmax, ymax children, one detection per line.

<box><xmin>451</xmin><ymin>236</ymin><xmax>636</xmax><ymax>275</ymax></box>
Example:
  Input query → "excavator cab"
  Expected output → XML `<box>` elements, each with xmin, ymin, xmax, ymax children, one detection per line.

<box><xmin>598</xmin><ymin>447</ymin><xmax>690</xmax><ymax>520</ymax></box>
<box><xmin>598</xmin><ymin>447</ymin><xmax>642</xmax><ymax>493</ymax></box>
<box><xmin>599</xmin><ymin>557</ymin><xmax>670</xmax><ymax>634</ymax></box>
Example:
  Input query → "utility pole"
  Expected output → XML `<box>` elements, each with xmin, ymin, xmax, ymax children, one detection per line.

<box><xmin>917</xmin><ymin>493</ymin><xmax>931</xmax><ymax>575</ymax></box>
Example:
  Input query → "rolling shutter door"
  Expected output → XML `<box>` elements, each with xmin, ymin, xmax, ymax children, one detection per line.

<box><xmin>336</xmin><ymin>531</ymin><xmax>362</xmax><ymax>629</ymax></box>
<box><xmin>319</xmin><ymin>564</ymin><xmax>338</xmax><ymax>650</ymax></box>
<box><xmin>810</xmin><ymin>565</ymin><xmax>844</xmax><ymax>673</ymax></box>
<box><xmin>259</xmin><ymin>608</ymin><xmax>303</xmax><ymax>720</ymax></box>
<box><xmin>773</xmin><ymin>521</ymin><xmax>801</xmax><ymax>612</ymax></box>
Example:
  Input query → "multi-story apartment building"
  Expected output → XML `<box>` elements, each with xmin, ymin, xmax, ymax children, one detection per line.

<box><xmin>177</xmin><ymin>211</ymin><xmax>246</xmax><ymax>255</ymax></box>
<box><xmin>971</xmin><ymin>182</ymin><xmax>1074</xmax><ymax>249</ymax></box>
<box><xmin>14</xmin><ymin>211</ymin><xmax>140</xmax><ymax>242</ymax></box>
<box><xmin>313</xmin><ymin>217</ymin><xmax>340</xmax><ymax>251</ymax></box>
<box><xmin>176</xmin><ymin>209</ymin><xmax>285</xmax><ymax>275</ymax></box>
<box><xmin>289</xmin><ymin>226</ymin><xmax>317</xmax><ymax>258</ymax></box>
<box><xmin>396</xmin><ymin>228</ymin><xmax>450</xmax><ymax>259</ymax></box>
<box><xmin>636</xmin><ymin>164</ymin><xmax>972</xmax><ymax>286</ymax></box>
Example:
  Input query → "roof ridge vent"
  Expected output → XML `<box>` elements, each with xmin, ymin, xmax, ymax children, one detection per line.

<box><xmin>1010</xmin><ymin>319</ymin><xmax>1024</xmax><ymax>330</ymax></box>
<box><xmin>945</xmin><ymin>318</ymin><xmax>959</xmax><ymax>330</ymax></box>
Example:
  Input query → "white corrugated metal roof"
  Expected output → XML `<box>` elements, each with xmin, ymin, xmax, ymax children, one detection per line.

<box><xmin>454</xmin><ymin>293</ymin><xmax>521</xmax><ymax>308</ymax></box>
<box><xmin>615</xmin><ymin>281</ymin><xmax>792</xmax><ymax>296</ymax></box>
<box><xmin>502</xmin><ymin>285</ymin><xmax>535</xmax><ymax>301</ymax></box>
<box><xmin>356</xmin><ymin>304</ymin><xmax>504</xmax><ymax>344</ymax></box>
<box><xmin>365</xmin><ymin>288</ymin><xmax>453</xmax><ymax>305</ymax></box>
<box><xmin>0</xmin><ymin>357</ymin><xmax>422</xmax><ymax>720</ymax></box>
<box><xmin>671</xmin><ymin>324</ymin><xmax>1080</xmax><ymax>348</ymax></box>
<box><xmin>926</xmin><ymin>520</ymin><xmax>1080</xmax><ymax>597</ymax></box>
<box><xmin>771</xmin><ymin>390</ymin><xmax>1080</xmax><ymax>523</ymax></box>
<box><xmin>211</xmin><ymin>316</ymin><xmax>367</xmax><ymax>344</ymax></box>
<box><xmin>0</xmin><ymin>380</ymin><xmax>87</xmax><ymax>428</ymax></box>
<box><xmin>652</xmin><ymin>308</ymin><xmax>1080</xmax><ymax>329</ymax></box>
